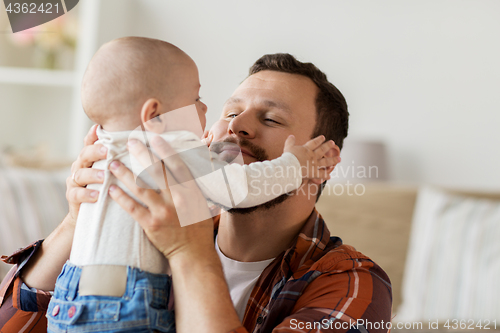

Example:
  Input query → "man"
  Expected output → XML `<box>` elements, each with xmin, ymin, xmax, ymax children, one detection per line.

<box><xmin>0</xmin><ymin>54</ymin><xmax>392</xmax><ymax>332</ymax></box>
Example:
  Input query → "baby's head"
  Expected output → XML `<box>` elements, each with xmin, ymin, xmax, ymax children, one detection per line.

<box><xmin>81</xmin><ymin>37</ymin><xmax>207</xmax><ymax>133</ymax></box>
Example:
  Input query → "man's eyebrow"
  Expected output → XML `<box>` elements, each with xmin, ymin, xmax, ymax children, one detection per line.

<box><xmin>262</xmin><ymin>100</ymin><xmax>291</xmax><ymax>113</ymax></box>
<box><xmin>224</xmin><ymin>97</ymin><xmax>291</xmax><ymax>112</ymax></box>
<box><xmin>224</xmin><ymin>97</ymin><xmax>242</xmax><ymax>106</ymax></box>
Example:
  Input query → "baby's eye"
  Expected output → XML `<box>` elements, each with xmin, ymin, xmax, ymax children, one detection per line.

<box><xmin>264</xmin><ymin>118</ymin><xmax>280</xmax><ymax>124</ymax></box>
<box><xmin>196</xmin><ymin>97</ymin><xmax>202</xmax><ymax>102</ymax></box>
<box><xmin>227</xmin><ymin>114</ymin><xmax>237</xmax><ymax>118</ymax></box>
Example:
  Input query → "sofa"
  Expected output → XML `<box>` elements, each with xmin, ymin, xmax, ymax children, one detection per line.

<box><xmin>316</xmin><ymin>183</ymin><xmax>500</xmax><ymax>329</ymax></box>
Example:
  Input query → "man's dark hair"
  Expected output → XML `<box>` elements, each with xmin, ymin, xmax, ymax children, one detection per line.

<box><xmin>249</xmin><ymin>53</ymin><xmax>349</xmax><ymax>150</ymax></box>
<box><xmin>249</xmin><ymin>53</ymin><xmax>349</xmax><ymax>201</ymax></box>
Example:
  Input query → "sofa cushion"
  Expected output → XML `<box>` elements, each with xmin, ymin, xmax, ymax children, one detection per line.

<box><xmin>397</xmin><ymin>186</ymin><xmax>500</xmax><ymax>322</ymax></box>
<box><xmin>316</xmin><ymin>183</ymin><xmax>417</xmax><ymax>311</ymax></box>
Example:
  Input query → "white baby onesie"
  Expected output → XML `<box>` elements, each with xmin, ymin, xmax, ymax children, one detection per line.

<box><xmin>69</xmin><ymin>127</ymin><xmax>302</xmax><ymax>274</ymax></box>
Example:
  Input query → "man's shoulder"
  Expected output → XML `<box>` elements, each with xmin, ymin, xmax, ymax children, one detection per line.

<box><xmin>314</xmin><ymin>242</ymin><xmax>371</xmax><ymax>269</ymax></box>
<box><xmin>293</xmin><ymin>210</ymin><xmax>390</xmax><ymax>282</ymax></box>
<box><xmin>288</xmin><ymin>243</ymin><xmax>393</xmax><ymax>325</ymax></box>
<box><xmin>307</xmin><ymin>240</ymin><xmax>391</xmax><ymax>285</ymax></box>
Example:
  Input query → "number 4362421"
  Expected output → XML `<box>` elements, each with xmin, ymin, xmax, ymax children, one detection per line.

<box><xmin>444</xmin><ymin>319</ymin><xmax>497</xmax><ymax>330</ymax></box>
<box><xmin>6</xmin><ymin>3</ymin><xmax>60</xmax><ymax>14</ymax></box>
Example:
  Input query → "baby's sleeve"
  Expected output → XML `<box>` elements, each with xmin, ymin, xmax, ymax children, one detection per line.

<box><xmin>159</xmin><ymin>133</ymin><xmax>303</xmax><ymax>210</ymax></box>
<box><xmin>221</xmin><ymin>152</ymin><xmax>302</xmax><ymax>208</ymax></box>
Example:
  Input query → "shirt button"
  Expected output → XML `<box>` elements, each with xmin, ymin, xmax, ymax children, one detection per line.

<box><xmin>256</xmin><ymin>316</ymin><xmax>264</xmax><ymax>324</ymax></box>
<box><xmin>68</xmin><ymin>306</ymin><xmax>76</xmax><ymax>318</ymax></box>
<box><xmin>51</xmin><ymin>305</ymin><xmax>60</xmax><ymax>316</ymax></box>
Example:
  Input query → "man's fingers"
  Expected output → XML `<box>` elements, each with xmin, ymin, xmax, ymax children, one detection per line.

<box><xmin>150</xmin><ymin>136</ymin><xmax>177</xmax><ymax>160</ymax></box>
<box><xmin>83</xmin><ymin>124</ymin><xmax>99</xmax><ymax>146</ymax></box>
<box><xmin>127</xmin><ymin>139</ymin><xmax>175</xmax><ymax>191</ymax></box>
<box><xmin>304</xmin><ymin>135</ymin><xmax>325</xmax><ymax>150</ymax></box>
<box><xmin>71</xmin><ymin>168</ymin><xmax>104</xmax><ymax>187</ymax></box>
<box><xmin>128</xmin><ymin>140</ymin><xmax>160</xmax><ymax>168</ymax></box>
<box><xmin>150</xmin><ymin>136</ymin><xmax>195</xmax><ymax>184</ymax></box>
<box><xmin>109</xmin><ymin>161</ymin><xmax>166</xmax><ymax>208</ymax></box>
<box><xmin>108</xmin><ymin>184</ymin><xmax>152</xmax><ymax>224</ymax></box>
<box><xmin>314</xmin><ymin>140</ymin><xmax>335</xmax><ymax>158</ymax></box>
<box><xmin>73</xmin><ymin>144</ymin><xmax>108</xmax><ymax>171</ymax></box>
<box><xmin>67</xmin><ymin>187</ymin><xmax>99</xmax><ymax>205</ymax></box>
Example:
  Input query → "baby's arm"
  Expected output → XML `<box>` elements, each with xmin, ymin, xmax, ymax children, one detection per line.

<box><xmin>220</xmin><ymin>135</ymin><xmax>338</xmax><ymax>208</ymax></box>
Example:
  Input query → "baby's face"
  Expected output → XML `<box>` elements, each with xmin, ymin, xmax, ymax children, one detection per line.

<box><xmin>150</xmin><ymin>104</ymin><xmax>205</xmax><ymax>138</ymax></box>
<box><xmin>152</xmin><ymin>97</ymin><xmax>207</xmax><ymax>137</ymax></box>
<box><xmin>161</xmin><ymin>60</ymin><xmax>208</xmax><ymax>131</ymax></box>
<box><xmin>142</xmin><ymin>57</ymin><xmax>208</xmax><ymax>136</ymax></box>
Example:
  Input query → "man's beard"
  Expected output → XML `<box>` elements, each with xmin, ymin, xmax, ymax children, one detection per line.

<box><xmin>211</xmin><ymin>136</ymin><xmax>292</xmax><ymax>215</ymax></box>
<box><xmin>230</xmin><ymin>192</ymin><xmax>290</xmax><ymax>215</ymax></box>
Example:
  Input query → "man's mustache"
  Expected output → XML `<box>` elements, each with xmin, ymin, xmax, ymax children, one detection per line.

<box><xmin>210</xmin><ymin>137</ymin><xmax>268</xmax><ymax>162</ymax></box>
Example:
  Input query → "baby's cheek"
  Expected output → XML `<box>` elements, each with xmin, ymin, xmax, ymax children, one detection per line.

<box><xmin>196</xmin><ymin>103</ymin><xmax>208</xmax><ymax>130</ymax></box>
<box><xmin>198</xmin><ymin>114</ymin><xmax>207</xmax><ymax>131</ymax></box>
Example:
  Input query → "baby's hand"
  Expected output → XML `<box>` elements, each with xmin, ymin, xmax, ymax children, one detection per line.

<box><xmin>201</xmin><ymin>130</ymin><xmax>213</xmax><ymax>147</ymax></box>
<box><xmin>283</xmin><ymin>135</ymin><xmax>340</xmax><ymax>181</ymax></box>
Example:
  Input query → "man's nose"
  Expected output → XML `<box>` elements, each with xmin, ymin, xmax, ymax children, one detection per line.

<box><xmin>228</xmin><ymin>111</ymin><xmax>256</xmax><ymax>138</ymax></box>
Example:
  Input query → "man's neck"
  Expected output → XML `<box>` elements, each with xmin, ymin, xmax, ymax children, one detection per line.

<box><xmin>217</xmin><ymin>190</ymin><xmax>316</xmax><ymax>262</ymax></box>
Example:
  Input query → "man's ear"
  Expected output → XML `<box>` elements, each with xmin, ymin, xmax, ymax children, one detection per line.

<box><xmin>309</xmin><ymin>143</ymin><xmax>341</xmax><ymax>185</ymax></box>
<box><xmin>140</xmin><ymin>98</ymin><xmax>162</xmax><ymax>132</ymax></box>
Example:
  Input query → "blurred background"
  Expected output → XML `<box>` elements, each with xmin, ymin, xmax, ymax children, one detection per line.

<box><xmin>1</xmin><ymin>0</ymin><xmax>499</xmax><ymax>326</ymax></box>
<box><xmin>0</xmin><ymin>0</ymin><xmax>499</xmax><ymax>188</ymax></box>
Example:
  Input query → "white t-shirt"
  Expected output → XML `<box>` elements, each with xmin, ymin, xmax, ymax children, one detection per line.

<box><xmin>215</xmin><ymin>236</ymin><xmax>275</xmax><ymax>321</ymax></box>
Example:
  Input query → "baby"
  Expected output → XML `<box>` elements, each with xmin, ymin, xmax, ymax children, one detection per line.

<box><xmin>46</xmin><ymin>37</ymin><xmax>334</xmax><ymax>333</ymax></box>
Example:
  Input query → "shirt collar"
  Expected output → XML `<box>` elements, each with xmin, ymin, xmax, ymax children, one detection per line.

<box><xmin>280</xmin><ymin>208</ymin><xmax>340</xmax><ymax>277</ymax></box>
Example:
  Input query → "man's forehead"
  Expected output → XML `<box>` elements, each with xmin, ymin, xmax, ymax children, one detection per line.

<box><xmin>224</xmin><ymin>96</ymin><xmax>291</xmax><ymax>113</ymax></box>
<box><xmin>238</xmin><ymin>71</ymin><xmax>301</xmax><ymax>90</ymax></box>
<box><xmin>230</xmin><ymin>71</ymin><xmax>317</xmax><ymax>101</ymax></box>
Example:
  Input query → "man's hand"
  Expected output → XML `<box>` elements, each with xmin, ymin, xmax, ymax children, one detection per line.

<box><xmin>284</xmin><ymin>134</ymin><xmax>341</xmax><ymax>182</ymax></box>
<box><xmin>22</xmin><ymin>124</ymin><xmax>107</xmax><ymax>291</ymax></box>
<box><xmin>108</xmin><ymin>136</ymin><xmax>241</xmax><ymax>332</ymax></box>
<box><xmin>66</xmin><ymin>124</ymin><xmax>107</xmax><ymax>222</ymax></box>
<box><xmin>108</xmin><ymin>136</ymin><xmax>213</xmax><ymax>259</ymax></box>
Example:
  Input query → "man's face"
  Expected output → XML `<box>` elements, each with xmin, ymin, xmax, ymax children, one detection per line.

<box><xmin>211</xmin><ymin>70</ymin><xmax>318</xmax><ymax>165</ymax></box>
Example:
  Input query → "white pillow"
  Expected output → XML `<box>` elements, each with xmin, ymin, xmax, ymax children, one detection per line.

<box><xmin>397</xmin><ymin>186</ymin><xmax>500</xmax><ymax>322</ymax></box>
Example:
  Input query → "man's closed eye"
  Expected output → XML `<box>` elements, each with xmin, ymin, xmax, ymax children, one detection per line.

<box><xmin>264</xmin><ymin>118</ymin><xmax>280</xmax><ymax>124</ymax></box>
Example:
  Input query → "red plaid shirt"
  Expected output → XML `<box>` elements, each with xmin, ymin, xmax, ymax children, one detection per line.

<box><xmin>0</xmin><ymin>209</ymin><xmax>392</xmax><ymax>332</ymax></box>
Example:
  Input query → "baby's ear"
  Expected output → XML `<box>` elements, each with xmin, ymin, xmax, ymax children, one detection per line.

<box><xmin>141</xmin><ymin>98</ymin><xmax>162</xmax><ymax>132</ymax></box>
